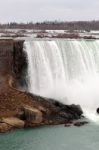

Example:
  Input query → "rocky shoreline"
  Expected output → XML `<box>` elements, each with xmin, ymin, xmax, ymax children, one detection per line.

<box><xmin>0</xmin><ymin>39</ymin><xmax>85</xmax><ymax>133</ymax></box>
<box><xmin>0</xmin><ymin>75</ymin><xmax>84</xmax><ymax>133</ymax></box>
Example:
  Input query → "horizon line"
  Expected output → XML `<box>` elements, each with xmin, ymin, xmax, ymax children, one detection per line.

<box><xmin>0</xmin><ymin>20</ymin><xmax>99</xmax><ymax>24</ymax></box>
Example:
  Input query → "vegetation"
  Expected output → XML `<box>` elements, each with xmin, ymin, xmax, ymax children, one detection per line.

<box><xmin>0</xmin><ymin>21</ymin><xmax>99</xmax><ymax>31</ymax></box>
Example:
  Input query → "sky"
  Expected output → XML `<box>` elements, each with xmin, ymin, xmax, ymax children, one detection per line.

<box><xmin>0</xmin><ymin>0</ymin><xmax>99</xmax><ymax>23</ymax></box>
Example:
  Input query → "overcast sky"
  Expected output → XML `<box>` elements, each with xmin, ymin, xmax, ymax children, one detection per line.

<box><xmin>0</xmin><ymin>0</ymin><xmax>99</xmax><ymax>23</ymax></box>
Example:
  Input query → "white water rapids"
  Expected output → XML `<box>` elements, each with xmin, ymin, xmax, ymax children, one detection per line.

<box><xmin>24</xmin><ymin>39</ymin><xmax>99</xmax><ymax>123</ymax></box>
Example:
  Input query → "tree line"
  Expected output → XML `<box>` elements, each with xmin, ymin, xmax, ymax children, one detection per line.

<box><xmin>0</xmin><ymin>21</ymin><xmax>99</xmax><ymax>31</ymax></box>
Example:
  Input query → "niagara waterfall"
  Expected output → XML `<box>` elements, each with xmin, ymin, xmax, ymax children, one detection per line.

<box><xmin>24</xmin><ymin>39</ymin><xmax>99</xmax><ymax>122</ymax></box>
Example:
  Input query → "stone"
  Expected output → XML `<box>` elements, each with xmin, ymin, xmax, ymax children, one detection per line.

<box><xmin>96</xmin><ymin>108</ymin><xmax>99</xmax><ymax>114</ymax></box>
<box><xmin>73</xmin><ymin>121</ymin><xmax>88</xmax><ymax>127</ymax></box>
<box><xmin>1</xmin><ymin>117</ymin><xmax>25</xmax><ymax>128</ymax></box>
<box><xmin>0</xmin><ymin>123</ymin><xmax>12</xmax><ymax>133</ymax></box>
<box><xmin>22</xmin><ymin>105</ymin><xmax>43</xmax><ymax>124</ymax></box>
<box><xmin>64</xmin><ymin>124</ymin><xmax>71</xmax><ymax>127</ymax></box>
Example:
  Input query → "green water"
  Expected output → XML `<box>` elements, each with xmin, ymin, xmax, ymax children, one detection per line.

<box><xmin>0</xmin><ymin>123</ymin><xmax>99</xmax><ymax>150</ymax></box>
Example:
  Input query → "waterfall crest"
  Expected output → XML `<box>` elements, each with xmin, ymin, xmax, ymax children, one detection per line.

<box><xmin>24</xmin><ymin>39</ymin><xmax>99</xmax><ymax>122</ymax></box>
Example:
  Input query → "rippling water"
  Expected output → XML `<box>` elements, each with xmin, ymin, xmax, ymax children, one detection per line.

<box><xmin>0</xmin><ymin>123</ymin><xmax>99</xmax><ymax>150</ymax></box>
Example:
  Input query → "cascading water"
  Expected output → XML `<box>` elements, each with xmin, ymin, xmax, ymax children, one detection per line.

<box><xmin>24</xmin><ymin>39</ymin><xmax>99</xmax><ymax>123</ymax></box>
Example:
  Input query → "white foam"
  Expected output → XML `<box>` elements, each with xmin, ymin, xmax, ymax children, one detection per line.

<box><xmin>24</xmin><ymin>39</ymin><xmax>99</xmax><ymax>122</ymax></box>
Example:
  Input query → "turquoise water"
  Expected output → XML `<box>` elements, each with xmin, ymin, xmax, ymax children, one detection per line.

<box><xmin>0</xmin><ymin>123</ymin><xmax>99</xmax><ymax>150</ymax></box>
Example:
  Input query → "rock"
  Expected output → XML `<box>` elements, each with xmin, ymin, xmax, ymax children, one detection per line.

<box><xmin>56</xmin><ymin>103</ymin><xmax>83</xmax><ymax>121</ymax></box>
<box><xmin>22</xmin><ymin>105</ymin><xmax>43</xmax><ymax>124</ymax></box>
<box><xmin>64</xmin><ymin>121</ymin><xmax>73</xmax><ymax>127</ymax></box>
<box><xmin>1</xmin><ymin>117</ymin><xmax>25</xmax><ymax>128</ymax></box>
<box><xmin>68</xmin><ymin>104</ymin><xmax>83</xmax><ymax>117</ymax></box>
<box><xmin>64</xmin><ymin>124</ymin><xmax>71</xmax><ymax>127</ymax></box>
<box><xmin>0</xmin><ymin>123</ymin><xmax>12</xmax><ymax>133</ymax></box>
<box><xmin>96</xmin><ymin>108</ymin><xmax>99</xmax><ymax>114</ymax></box>
<box><xmin>52</xmin><ymin>33</ymin><xmax>80</xmax><ymax>39</ymax></box>
<box><xmin>73</xmin><ymin>121</ymin><xmax>88</xmax><ymax>127</ymax></box>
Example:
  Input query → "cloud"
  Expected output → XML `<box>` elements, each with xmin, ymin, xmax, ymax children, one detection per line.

<box><xmin>0</xmin><ymin>0</ymin><xmax>99</xmax><ymax>22</ymax></box>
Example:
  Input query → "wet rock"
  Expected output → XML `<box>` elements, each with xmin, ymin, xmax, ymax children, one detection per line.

<box><xmin>64</xmin><ymin>124</ymin><xmax>72</xmax><ymax>127</ymax></box>
<box><xmin>73</xmin><ymin>121</ymin><xmax>89</xmax><ymax>127</ymax></box>
<box><xmin>54</xmin><ymin>102</ymin><xmax>83</xmax><ymax>121</ymax></box>
<box><xmin>64</xmin><ymin>121</ymin><xmax>73</xmax><ymax>127</ymax></box>
<box><xmin>48</xmin><ymin>100</ymin><xmax>83</xmax><ymax>119</ymax></box>
<box><xmin>42</xmin><ymin>100</ymin><xmax>83</xmax><ymax>125</ymax></box>
<box><xmin>67</xmin><ymin>104</ymin><xmax>83</xmax><ymax>117</ymax></box>
<box><xmin>96</xmin><ymin>108</ymin><xmax>99</xmax><ymax>114</ymax></box>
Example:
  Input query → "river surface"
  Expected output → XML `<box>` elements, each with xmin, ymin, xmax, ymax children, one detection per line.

<box><xmin>0</xmin><ymin>123</ymin><xmax>99</xmax><ymax>150</ymax></box>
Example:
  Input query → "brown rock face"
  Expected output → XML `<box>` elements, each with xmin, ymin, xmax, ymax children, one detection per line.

<box><xmin>13</xmin><ymin>40</ymin><xmax>28</xmax><ymax>88</ymax></box>
<box><xmin>0</xmin><ymin>39</ymin><xmax>13</xmax><ymax>75</ymax></box>
<box><xmin>0</xmin><ymin>123</ymin><xmax>12</xmax><ymax>133</ymax></box>
<box><xmin>22</xmin><ymin>105</ymin><xmax>43</xmax><ymax>124</ymax></box>
<box><xmin>0</xmin><ymin>39</ymin><xmax>27</xmax><ymax>89</ymax></box>
<box><xmin>0</xmin><ymin>39</ymin><xmax>13</xmax><ymax>86</ymax></box>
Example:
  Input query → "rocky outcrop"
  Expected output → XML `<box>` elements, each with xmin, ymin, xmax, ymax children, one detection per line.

<box><xmin>36</xmin><ymin>32</ymin><xmax>97</xmax><ymax>39</ymax></box>
<box><xmin>73</xmin><ymin>121</ymin><xmax>88</xmax><ymax>127</ymax></box>
<box><xmin>64</xmin><ymin>121</ymin><xmax>89</xmax><ymax>127</ymax></box>
<box><xmin>0</xmin><ymin>117</ymin><xmax>25</xmax><ymax>133</ymax></box>
<box><xmin>0</xmin><ymin>74</ymin><xmax>83</xmax><ymax>132</ymax></box>
<box><xmin>0</xmin><ymin>123</ymin><xmax>12</xmax><ymax>133</ymax></box>
<box><xmin>1</xmin><ymin>117</ymin><xmax>25</xmax><ymax>128</ymax></box>
<box><xmin>22</xmin><ymin>105</ymin><xmax>43</xmax><ymax>124</ymax></box>
<box><xmin>0</xmin><ymin>39</ymin><xmax>13</xmax><ymax>76</ymax></box>
<box><xmin>13</xmin><ymin>40</ymin><xmax>28</xmax><ymax>88</ymax></box>
<box><xmin>0</xmin><ymin>39</ymin><xmax>27</xmax><ymax>89</ymax></box>
<box><xmin>96</xmin><ymin>108</ymin><xmax>99</xmax><ymax>114</ymax></box>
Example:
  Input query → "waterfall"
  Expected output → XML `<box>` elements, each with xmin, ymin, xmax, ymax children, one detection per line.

<box><xmin>24</xmin><ymin>39</ymin><xmax>99</xmax><ymax>122</ymax></box>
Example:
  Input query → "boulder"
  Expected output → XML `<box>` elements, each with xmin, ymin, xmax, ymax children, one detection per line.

<box><xmin>64</xmin><ymin>124</ymin><xmax>72</xmax><ymax>127</ymax></box>
<box><xmin>55</xmin><ymin>103</ymin><xmax>83</xmax><ymax>120</ymax></box>
<box><xmin>22</xmin><ymin>105</ymin><xmax>43</xmax><ymax>124</ymax></box>
<box><xmin>67</xmin><ymin>104</ymin><xmax>83</xmax><ymax>119</ymax></box>
<box><xmin>0</xmin><ymin>123</ymin><xmax>12</xmax><ymax>133</ymax></box>
<box><xmin>74</xmin><ymin>121</ymin><xmax>88</xmax><ymax>127</ymax></box>
<box><xmin>1</xmin><ymin>117</ymin><xmax>25</xmax><ymax>128</ymax></box>
<box><xmin>96</xmin><ymin>108</ymin><xmax>99</xmax><ymax>114</ymax></box>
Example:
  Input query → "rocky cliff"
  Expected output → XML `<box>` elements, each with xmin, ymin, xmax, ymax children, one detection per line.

<box><xmin>0</xmin><ymin>39</ymin><xmax>27</xmax><ymax>88</ymax></box>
